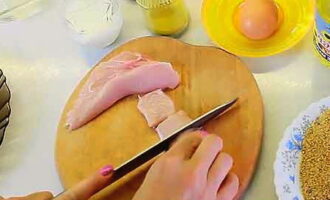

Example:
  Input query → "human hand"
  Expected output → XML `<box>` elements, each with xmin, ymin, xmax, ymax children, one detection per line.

<box><xmin>2</xmin><ymin>192</ymin><xmax>53</xmax><ymax>200</ymax></box>
<box><xmin>132</xmin><ymin>131</ymin><xmax>239</xmax><ymax>200</ymax></box>
<box><xmin>54</xmin><ymin>164</ymin><xmax>114</xmax><ymax>200</ymax></box>
<box><xmin>3</xmin><ymin>165</ymin><xmax>114</xmax><ymax>200</ymax></box>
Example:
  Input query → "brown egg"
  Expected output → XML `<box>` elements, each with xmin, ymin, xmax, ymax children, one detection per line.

<box><xmin>236</xmin><ymin>0</ymin><xmax>279</xmax><ymax>40</ymax></box>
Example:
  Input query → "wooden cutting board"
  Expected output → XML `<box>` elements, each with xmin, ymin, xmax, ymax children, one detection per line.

<box><xmin>56</xmin><ymin>36</ymin><xmax>263</xmax><ymax>200</ymax></box>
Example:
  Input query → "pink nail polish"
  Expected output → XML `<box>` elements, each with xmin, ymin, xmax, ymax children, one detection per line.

<box><xmin>200</xmin><ymin>130</ymin><xmax>209</xmax><ymax>136</ymax></box>
<box><xmin>99</xmin><ymin>165</ymin><xmax>113</xmax><ymax>176</ymax></box>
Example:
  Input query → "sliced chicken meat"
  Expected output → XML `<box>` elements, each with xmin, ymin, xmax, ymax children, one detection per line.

<box><xmin>156</xmin><ymin>110</ymin><xmax>192</xmax><ymax>140</ymax></box>
<box><xmin>67</xmin><ymin>51</ymin><xmax>180</xmax><ymax>130</ymax></box>
<box><xmin>137</xmin><ymin>89</ymin><xmax>176</xmax><ymax>127</ymax></box>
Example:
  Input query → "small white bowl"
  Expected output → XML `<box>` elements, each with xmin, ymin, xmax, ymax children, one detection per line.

<box><xmin>65</xmin><ymin>0</ymin><xmax>123</xmax><ymax>48</ymax></box>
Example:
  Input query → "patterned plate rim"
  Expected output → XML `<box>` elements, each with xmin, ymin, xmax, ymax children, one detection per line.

<box><xmin>273</xmin><ymin>96</ymin><xmax>330</xmax><ymax>200</ymax></box>
<box><xmin>0</xmin><ymin>69</ymin><xmax>11</xmax><ymax>146</ymax></box>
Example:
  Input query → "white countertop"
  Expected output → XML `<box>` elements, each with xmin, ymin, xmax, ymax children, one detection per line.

<box><xmin>0</xmin><ymin>0</ymin><xmax>329</xmax><ymax>199</ymax></box>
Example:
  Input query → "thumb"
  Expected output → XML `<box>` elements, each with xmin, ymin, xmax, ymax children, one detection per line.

<box><xmin>55</xmin><ymin>165</ymin><xmax>114</xmax><ymax>200</ymax></box>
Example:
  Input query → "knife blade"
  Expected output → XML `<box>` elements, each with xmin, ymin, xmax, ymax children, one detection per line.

<box><xmin>110</xmin><ymin>98</ymin><xmax>238</xmax><ymax>183</ymax></box>
<box><xmin>54</xmin><ymin>98</ymin><xmax>238</xmax><ymax>198</ymax></box>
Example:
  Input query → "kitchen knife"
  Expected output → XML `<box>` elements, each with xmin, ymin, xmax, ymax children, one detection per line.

<box><xmin>110</xmin><ymin>97</ymin><xmax>238</xmax><ymax>183</ymax></box>
<box><xmin>55</xmin><ymin>98</ymin><xmax>238</xmax><ymax>198</ymax></box>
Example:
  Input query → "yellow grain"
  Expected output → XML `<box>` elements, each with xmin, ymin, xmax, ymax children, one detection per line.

<box><xmin>300</xmin><ymin>109</ymin><xmax>330</xmax><ymax>200</ymax></box>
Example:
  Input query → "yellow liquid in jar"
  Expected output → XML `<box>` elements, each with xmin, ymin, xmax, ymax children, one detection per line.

<box><xmin>144</xmin><ymin>0</ymin><xmax>189</xmax><ymax>36</ymax></box>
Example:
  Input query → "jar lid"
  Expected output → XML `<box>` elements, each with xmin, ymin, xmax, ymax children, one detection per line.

<box><xmin>136</xmin><ymin>0</ymin><xmax>173</xmax><ymax>9</ymax></box>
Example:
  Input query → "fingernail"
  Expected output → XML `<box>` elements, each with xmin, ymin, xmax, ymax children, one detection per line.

<box><xmin>99</xmin><ymin>165</ymin><xmax>113</xmax><ymax>176</ymax></box>
<box><xmin>200</xmin><ymin>130</ymin><xmax>209</xmax><ymax>137</ymax></box>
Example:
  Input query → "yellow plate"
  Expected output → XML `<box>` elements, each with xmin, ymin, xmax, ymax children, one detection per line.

<box><xmin>202</xmin><ymin>0</ymin><xmax>315</xmax><ymax>57</ymax></box>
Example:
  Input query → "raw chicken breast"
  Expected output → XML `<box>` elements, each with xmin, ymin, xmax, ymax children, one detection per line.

<box><xmin>137</xmin><ymin>89</ymin><xmax>175</xmax><ymax>127</ymax></box>
<box><xmin>67</xmin><ymin>52</ymin><xmax>180</xmax><ymax>130</ymax></box>
<box><xmin>156</xmin><ymin>110</ymin><xmax>192</xmax><ymax>140</ymax></box>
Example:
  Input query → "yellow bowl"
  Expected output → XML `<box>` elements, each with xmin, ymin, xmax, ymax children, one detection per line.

<box><xmin>202</xmin><ymin>0</ymin><xmax>315</xmax><ymax>57</ymax></box>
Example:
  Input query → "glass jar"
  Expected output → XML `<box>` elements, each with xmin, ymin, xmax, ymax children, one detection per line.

<box><xmin>137</xmin><ymin>0</ymin><xmax>190</xmax><ymax>36</ymax></box>
<box><xmin>313</xmin><ymin>0</ymin><xmax>330</xmax><ymax>67</ymax></box>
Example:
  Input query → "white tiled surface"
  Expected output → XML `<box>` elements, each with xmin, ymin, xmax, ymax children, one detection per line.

<box><xmin>0</xmin><ymin>0</ymin><xmax>329</xmax><ymax>199</ymax></box>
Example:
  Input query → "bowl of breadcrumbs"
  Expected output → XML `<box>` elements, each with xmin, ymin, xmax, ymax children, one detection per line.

<box><xmin>274</xmin><ymin>96</ymin><xmax>330</xmax><ymax>200</ymax></box>
<box><xmin>300</xmin><ymin>109</ymin><xmax>330</xmax><ymax>200</ymax></box>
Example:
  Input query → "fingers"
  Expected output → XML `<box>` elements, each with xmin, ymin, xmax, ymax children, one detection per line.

<box><xmin>54</xmin><ymin>165</ymin><xmax>114</xmax><ymax>200</ymax></box>
<box><xmin>207</xmin><ymin>153</ymin><xmax>233</xmax><ymax>191</ymax></box>
<box><xmin>166</xmin><ymin>131</ymin><xmax>204</xmax><ymax>160</ymax></box>
<box><xmin>25</xmin><ymin>192</ymin><xmax>53</xmax><ymax>200</ymax></box>
<box><xmin>6</xmin><ymin>192</ymin><xmax>53</xmax><ymax>200</ymax></box>
<box><xmin>191</xmin><ymin>134</ymin><xmax>223</xmax><ymax>171</ymax></box>
<box><xmin>217</xmin><ymin>173</ymin><xmax>239</xmax><ymax>200</ymax></box>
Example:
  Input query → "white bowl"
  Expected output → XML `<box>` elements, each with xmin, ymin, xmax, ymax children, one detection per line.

<box><xmin>65</xmin><ymin>0</ymin><xmax>123</xmax><ymax>48</ymax></box>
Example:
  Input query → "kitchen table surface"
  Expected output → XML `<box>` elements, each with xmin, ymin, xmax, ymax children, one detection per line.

<box><xmin>0</xmin><ymin>0</ymin><xmax>329</xmax><ymax>199</ymax></box>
